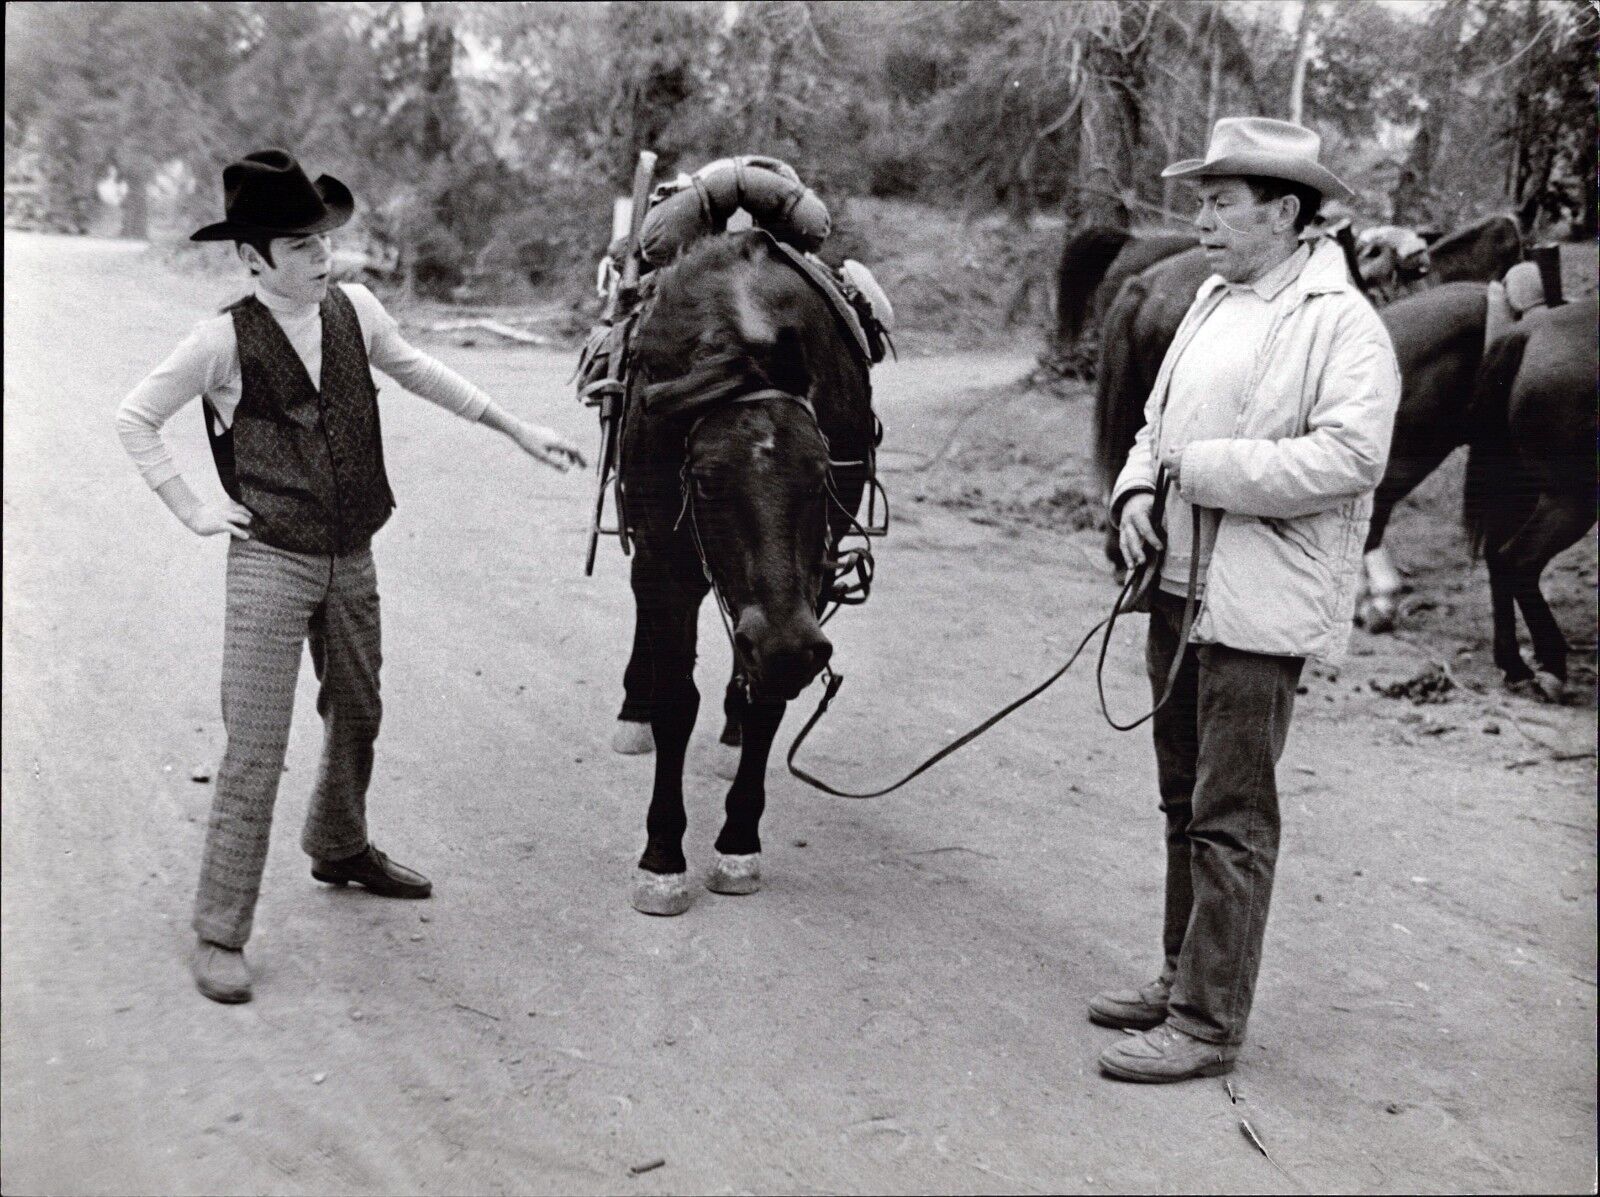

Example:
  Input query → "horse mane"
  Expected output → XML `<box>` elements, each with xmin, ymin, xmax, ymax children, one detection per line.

<box><xmin>638</xmin><ymin>232</ymin><xmax>811</xmax><ymax>403</ymax></box>
<box><xmin>1056</xmin><ymin>226</ymin><xmax>1134</xmax><ymax>348</ymax></box>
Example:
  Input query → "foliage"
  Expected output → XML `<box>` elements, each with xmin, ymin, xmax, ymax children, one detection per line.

<box><xmin>5</xmin><ymin>0</ymin><xmax>1593</xmax><ymax>307</ymax></box>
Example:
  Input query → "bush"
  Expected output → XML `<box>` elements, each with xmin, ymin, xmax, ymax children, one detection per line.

<box><xmin>408</xmin><ymin>217</ymin><xmax>466</xmax><ymax>300</ymax></box>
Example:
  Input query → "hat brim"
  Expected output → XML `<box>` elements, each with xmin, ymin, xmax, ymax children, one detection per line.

<box><xmin>190</xmin><ymin>174</ymin><xmax>355</xmax><ymax>242</ymax></box>
<box><xmin>1161</xmin><ymin>154</ymin><xmax>1355</xmax><ymax>203</ymax></box>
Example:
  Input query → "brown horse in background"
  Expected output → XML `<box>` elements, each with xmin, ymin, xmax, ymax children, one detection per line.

<box><xmin>1054</xmin><ymin>227</ymin><xmax>1197</xmax><ymax>370</ymax></box>
<box><xmin>1425</xmin><ymin>214</ymin><xmax>1524</xmax><ymax>284</ymax></box>
<box><xmin>1463</xmin><ymin>294</ymin><xmax>1597</xmax><ymax>696</ymax></box>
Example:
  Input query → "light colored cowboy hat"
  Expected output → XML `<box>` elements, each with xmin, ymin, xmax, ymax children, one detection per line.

<box><xmin>1161</xmin><ymin>117</ymin><xmax>1355</xmax><ymax>203</ymax></box>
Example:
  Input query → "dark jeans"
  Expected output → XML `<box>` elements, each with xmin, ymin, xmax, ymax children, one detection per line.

<box><xmin>1146</xmin><ymin>589</ymin><xmax>1304</xmax><ymax>1045</ymax></box>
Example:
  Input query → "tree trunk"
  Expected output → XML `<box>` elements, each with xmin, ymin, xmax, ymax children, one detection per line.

<box><xmin>1288</xmin><ymin>0</ymin><xmax>1315</xmax><ymax>124</ymax></box>
<box><xmin>118</xmin><ymin>163</ymin><xmax>149</xmax><ymax>240</ymax></box>
<box><xmin>1392</xmin><ymin>0</ymin><xmax>1463</xmax><ymax>225</ymax></box>
<box><xmin>1068</xmin><ymin>9</ymin><xmax>1143</xmax><ymax>231</ymax></box>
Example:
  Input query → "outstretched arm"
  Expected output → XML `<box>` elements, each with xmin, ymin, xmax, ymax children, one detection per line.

<box><xmin>477</xmin><ymin>399</ymin><xmax>586</xmax><ymax>472</ymax></box>
<box><xmin>351</xmin><ymin>284</ymin><xmax>584</xmax><ymax>471</ymax></box>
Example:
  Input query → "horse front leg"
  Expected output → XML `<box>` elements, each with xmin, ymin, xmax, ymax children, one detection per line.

<box><xmin>706</xmin><ymin>697</ymin><xmax>786</xmax><ymax>896</ymax></box>
<box><xmin>632</xmin><ymin>573</ymin><xmax>701</xmax><ymax>916</ymax></box>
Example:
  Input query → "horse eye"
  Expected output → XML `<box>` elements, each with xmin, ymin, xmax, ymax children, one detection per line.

<box><xmin>692</xmin><ymin>474</ymin><xmax>723</xmax><ymax>501</ymax></box>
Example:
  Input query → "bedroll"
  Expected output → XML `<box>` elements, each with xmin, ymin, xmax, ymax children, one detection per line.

<box><xmin>640</xmin><ymin>156</ymin><xmax>831</xmax><ymax>267</ymax></box>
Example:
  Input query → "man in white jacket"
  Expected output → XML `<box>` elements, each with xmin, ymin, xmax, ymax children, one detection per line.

<box><xmin>1094</xmin><ymin>119</ymin><xmax>1402</xmax><ymax>1082</ymax></box>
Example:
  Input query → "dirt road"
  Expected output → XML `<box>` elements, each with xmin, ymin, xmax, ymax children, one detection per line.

<box><xmin>3</xmin><ymin>231</ymin><xmax>1594</xmax><ymax>1195</ymax></box>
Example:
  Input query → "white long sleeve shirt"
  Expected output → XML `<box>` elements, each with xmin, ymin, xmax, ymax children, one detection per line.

<box><xmin>116</xmin><ymin>281</ymin><xmax>492</xmax><ymax>490</ymax></box>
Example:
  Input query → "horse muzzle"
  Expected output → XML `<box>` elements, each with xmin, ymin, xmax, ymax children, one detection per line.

<box><xmin>734</xmin><ymin>608</ymin><xmax>833</xmax><ymax>700</ymax></box>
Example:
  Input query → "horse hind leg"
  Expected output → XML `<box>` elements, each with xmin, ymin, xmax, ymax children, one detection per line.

<box><xmin>1503</xmin><ymin>494</ymin><xmax>1595</xmax><ymax>698</ymax></box>
<box><xmin>1485</xmin><ymin>547</ymin><xmax>1534</xmax><ymax>687</ymax></box>
<box><xmin>711</xmin><ymin>668</ymin><xmax>746</xmax><ymax>782</ymax></box>
<box><xmin>706</xmin><ymin>698</ymin><xmax>786</xmax><ymax>896</ymax></box>
<box><xmin>613</xmin><ymin>558</ymin><xmax>656</xmax><ymax>755</ymax></box>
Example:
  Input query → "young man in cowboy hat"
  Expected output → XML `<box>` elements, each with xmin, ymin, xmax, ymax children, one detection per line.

<box><xmin>1095</xmin><ymin>118</ymin><xmax>1401</xmax><ymax>1081</ymax></box>
<box><xmin>116</xmin><ymin>149</ymin><xmax>585</xmax><ymax>1003</ymax></box>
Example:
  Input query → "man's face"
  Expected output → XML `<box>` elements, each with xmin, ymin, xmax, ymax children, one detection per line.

<box><xmin>243</xmin><ymin>233</ymin><xmax>333</xmax><ymax>304</ymax></box>
<box><xmin>1191</xmin><ymin>178</ymin><xmax>1294</xmax><ymax>284</ymax></box>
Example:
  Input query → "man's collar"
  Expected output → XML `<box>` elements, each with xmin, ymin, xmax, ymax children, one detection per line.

<box><xmin>1229</xmin><ymin>243</ymin><xmax>1309</xmax><ymax>300</ymax></box>
<box><xmin>1197</xmin><ymin>238</ymin><xmax>1353</xmax><ymax>305</ymax></box>
<box><xmin>254</xmin><ymin>282</ymin><xmax>320</xmax><ymax>315</ymax></box>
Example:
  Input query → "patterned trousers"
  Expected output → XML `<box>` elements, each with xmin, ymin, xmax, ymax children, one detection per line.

<box><xmin>193</xmin><ymin>538</ymin><xmax>381</xmax><ymax>948</ymax></box>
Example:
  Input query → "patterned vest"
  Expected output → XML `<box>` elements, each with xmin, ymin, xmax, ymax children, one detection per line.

<box><xmin>205</xmin><ymin>287</ymin><xmax>396</xmax><ymax>555</ymax></box>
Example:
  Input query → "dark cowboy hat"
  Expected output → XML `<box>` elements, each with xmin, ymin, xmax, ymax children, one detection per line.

<box><xmin>190</xmin><ymin>149</ymin><xmax>354</xmax><ymax>242</ymax></box>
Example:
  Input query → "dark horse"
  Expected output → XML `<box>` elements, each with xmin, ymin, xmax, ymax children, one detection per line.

<box><xmin>1463</xmin><ymin>294</ymin><xmax>1597</xmax><ymax>697</ymax></box>
<box><xmin>1054</xmin><ymin>226</ymin><xmax>1197</xmax><ymax>370</ymax></box>
<box><xmin>618</xmin><ymin>230</ymin><xmax>872</xmax><ymax>914</ymax></box>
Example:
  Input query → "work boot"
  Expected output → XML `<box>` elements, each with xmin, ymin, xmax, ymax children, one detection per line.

<box><xmin>1098</xmin><ymin>1022</ymin><xmax>1238</xmax><ymax>1082</ymax></box>
<box><xmin>1087</xmin><ymin>975</ymin><xmax>1171</xmax><ymax>1030</ymax></box>
<box><xmin>311</xmin><ymin>844</ymin><xmax>432</xmax><ymax>899</ymax></box>
<box><xmin>192</xmin><ymin>939</ymin><xmax>251</xmax><ymax>1004</ymax></box>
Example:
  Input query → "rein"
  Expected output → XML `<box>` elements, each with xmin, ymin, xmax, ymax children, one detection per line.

<box><xmin>785</xmin><ymin>480</ymin><xmax>1200</xmax><ymax>800</ymax></box>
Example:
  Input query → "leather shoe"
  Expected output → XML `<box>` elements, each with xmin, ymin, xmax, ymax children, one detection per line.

<box><xmin>1098</xmin><ymin>1022</ymin><xmax>1237</xmax><ymax>1082</ymax></box>
<box><xmin>311</xmin><ymin>844</ymin><xmax>432</xmax><ymax>898</ymax></box>
<box><xmin>192</xmin><ymin>939</ymin><xmax>252</xmax><ymax>1004</ymax></box>
<box><xmin>1088</xmin><ymin>976</ymin><xmax>1171</xmax><ymax>1030</ymax></box>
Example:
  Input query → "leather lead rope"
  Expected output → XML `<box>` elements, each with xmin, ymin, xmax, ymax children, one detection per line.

<box><xmin>786</xmin><ymin>494</ymin><xmax>1202</xmax><ymax>800</ymax></box>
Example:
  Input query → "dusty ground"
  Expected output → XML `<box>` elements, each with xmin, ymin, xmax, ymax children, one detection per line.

<box><xmin>3</xmin><ymin>231</ymin><xmax>1595</xmax><ymax>1195</ymax></box>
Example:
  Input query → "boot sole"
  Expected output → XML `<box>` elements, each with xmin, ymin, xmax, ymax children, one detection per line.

<box><xmin>196</xmin><ymin>982</ymin><xmax>252</xmax><ymax>1004</ymax></box>
<box><xmin>1099</xmin><ymin>1055</ymin><xmax>1235</xmax><ymax>1082</ymax></box>
<box><xmin>311</xmin><ymin>870</ymin><xmax>431</xmax><ymax>898</ymax></box>
<box><xmin>1088</xmin><ymin>1008</ymin><xmax>1168</xmax><ymax>1031</ymax></box>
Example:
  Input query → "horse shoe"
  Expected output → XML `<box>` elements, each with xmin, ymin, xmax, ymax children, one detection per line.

<box><xmin>631</xmin><ymin>869</ymin><xmax>693</xmax><ymax>917</ymax></box>
<box><xmin>705</xmin><ymin>852</ymin><xmax>761</xmax><ymax>896</ymax></box>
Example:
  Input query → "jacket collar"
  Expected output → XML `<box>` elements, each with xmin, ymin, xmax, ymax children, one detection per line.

<box><xmin>1195</xmin><ymin>238</ymin><xmax>1353</xmax><ymax>306</ymax></box>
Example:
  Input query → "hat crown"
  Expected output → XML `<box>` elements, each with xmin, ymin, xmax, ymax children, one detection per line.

<box><xmin>1203</xmin><ymin>118</ymin><xmax>1322</xmax><ymax>168</ymax></box>
<box><xmin>221</xmin><ymin>149</ymin><xmax>326</xmax><ymax>230</ymax></box>
<box><xmin>191</xmin><ymin>148</ymin><xmax>354</xmax><ymax>241</ymax></box>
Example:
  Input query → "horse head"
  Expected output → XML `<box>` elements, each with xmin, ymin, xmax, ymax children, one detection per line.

<box><xmin>633</xmin><ymin>232</ymin><xmax>836</xmax><ymax>701</ymax></box>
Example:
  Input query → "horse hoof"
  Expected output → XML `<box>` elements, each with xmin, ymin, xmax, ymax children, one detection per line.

<box><xmin>631</xmin><ymin>869</ymin><xmax>692</xmax><ymax>916</ymax></box>
<box><xmin>712</xmin><ymin>743</ymin><xmax>741</xmax><ymax>781</ymax></box>
<box><xmin>706</xmin><ymin>852</ymin><xmax>761</xmax><ymax>896</ymax></box>
<box><xmin>612</xmin><ymin>720</ymin><xmax>654</xmax><ymax>755</ymax></box>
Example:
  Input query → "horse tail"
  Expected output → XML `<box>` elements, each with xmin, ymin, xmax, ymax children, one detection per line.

<box><xmin>1056</xmin><ymin>226</ymin><xmax>1134</xmax><ymax>349</ymax></box>
<box><xmin>1093</xmin><ymin>274</ymin><xmax>1151</xmax><ymax>492</ymax></box>
<box><xmin>1462</xmin><ymin>323</ymin><xmax>1529</xmax><ymax>558</ymax></box>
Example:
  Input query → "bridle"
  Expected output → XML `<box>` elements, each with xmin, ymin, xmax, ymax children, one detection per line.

<box><xmin>642</xmin><ymin>368</ymin><xmax>886</xmax><ymax>701</ymax></box>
